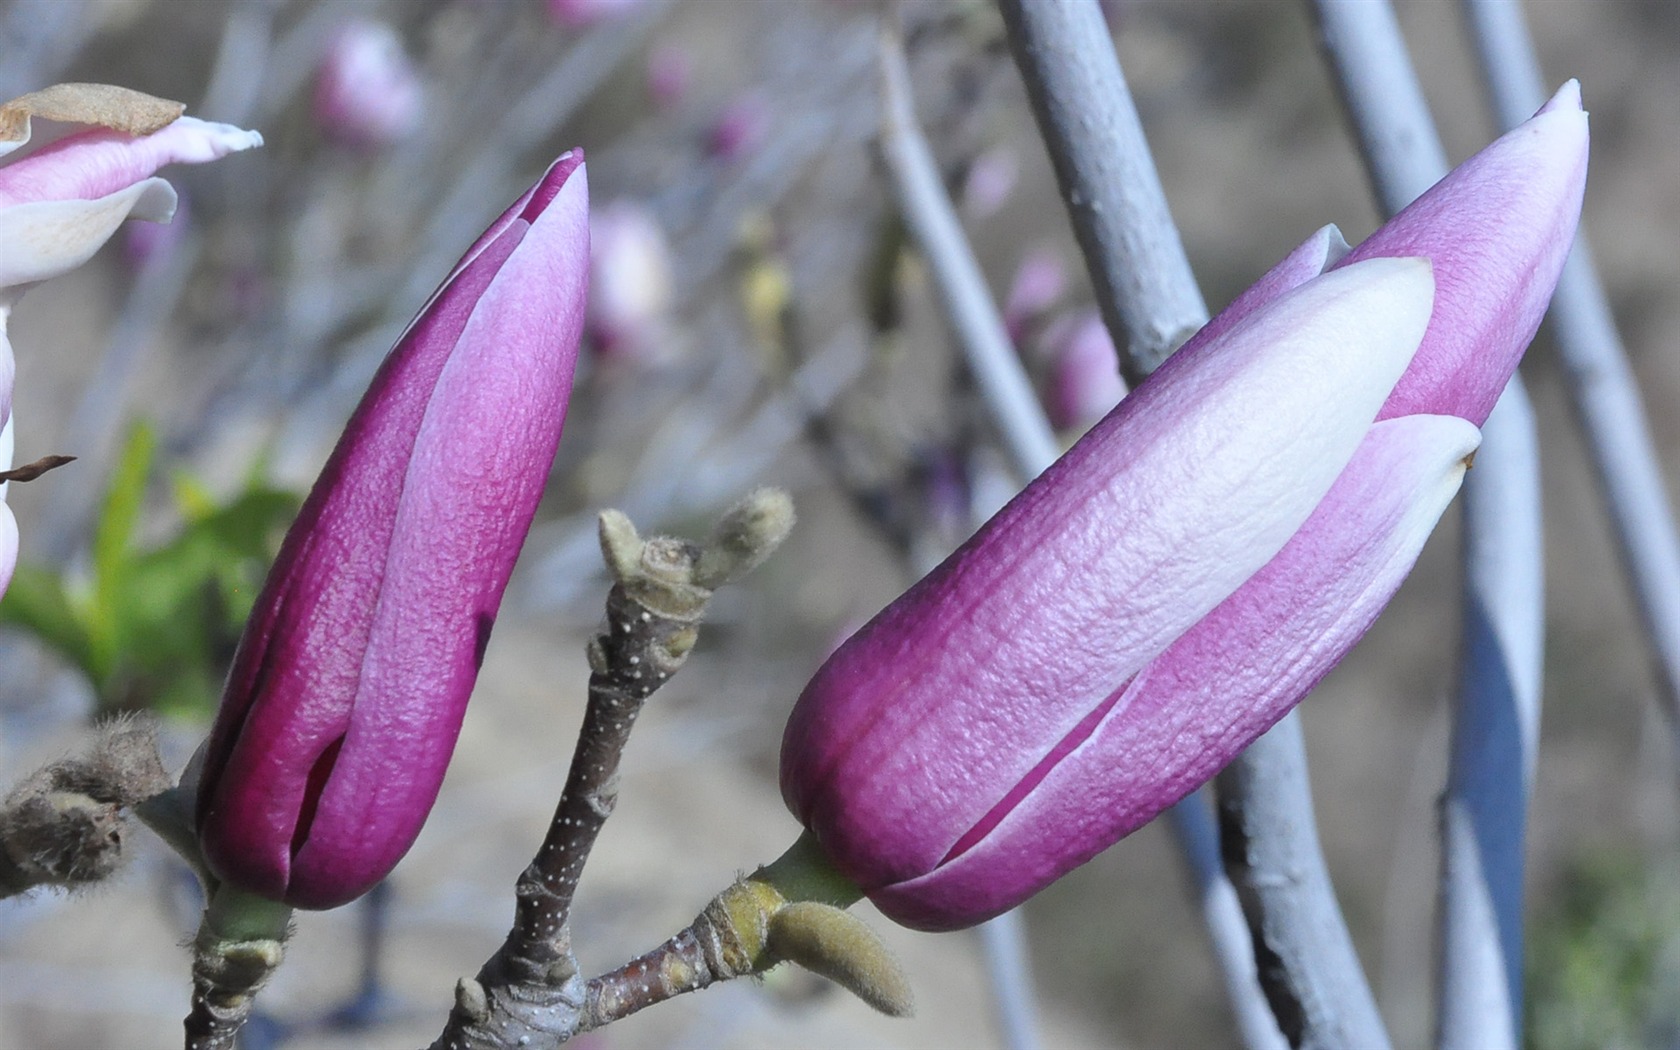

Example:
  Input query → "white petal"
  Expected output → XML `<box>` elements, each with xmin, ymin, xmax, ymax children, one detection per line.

<box><xmin>0</xmin><ymin>177</ymin><xmax>177</xmax><ymax>293</ymax></box>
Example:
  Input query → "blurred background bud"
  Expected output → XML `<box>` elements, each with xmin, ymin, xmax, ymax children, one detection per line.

<box><xmin>707</xmin><ymin>91</ymin><xmax>769</xmax><ymax>163</ymax></box>
<box><xmin>645</xmin><ymin>43</ymin><xmax>693</xmax><ymax>110</ymax></box>
<box><xmin>1037</xmin><ymin>309</ymin><xmax>1126</xmax><ymax>433</ymax></box>
<box><xmin>959</xmin><ymin>145</ymin><xmax>1020</xmax><ymax>221</ymax></box>
<box><xmin>1001</xmin><ymin>247</ymin><xmax>1066</xmax><ymax>347</ymax></box>
<box><xmin>312</xmin><ymin>20</ymin><xmax>424</xmax><ymax>151</ymax></box>
<box><xmin>587</xmin><ymin>199</ymin><xmax>676</xmax><ymax>367</ymax></box>
<box><xmin>547</xmin><ymin>0</ymin><xmax>644</xmax><ymax>30</ymax></box>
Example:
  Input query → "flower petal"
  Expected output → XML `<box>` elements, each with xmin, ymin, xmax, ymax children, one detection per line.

<box><xmin>0</xmin><ymin>116</ymin><xmax>261</xmax><ymax>208</ymax></box>
<box><xmin>1346</xmin><ymin>80</ymin><xmax>1588</xmax><ymax>425</ymax></box>
<box><xmin>0</xmin><ymin>178</ymin><xmax>177</xmax><ymax>294</ymax></box>
<box><xmin>0</xmin><ymin>499</ymin><xmax>15</xmax><ymax>602</ymax></box>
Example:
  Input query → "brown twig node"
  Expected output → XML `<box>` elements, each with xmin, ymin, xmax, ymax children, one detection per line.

<box><xmin>433</xmin><ymin>489</ymin><xmax>794</xmax><ymax>1050</ymax></box>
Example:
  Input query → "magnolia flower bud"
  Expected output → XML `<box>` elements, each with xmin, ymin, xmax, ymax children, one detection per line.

<box><xmin>781</xmin><ymin>83</ymin><xmax>1588</xmax><ymax>931</ymax></box>
<box><xmin>587</xmin><ymin>199</ymin><xmax>674</xmax><ymax>364</ymax></box>
<box><xmin>195</xmin><ymin>152</ymin><xmax>589</xmax><ymax>909</ymax></box>
<box><xmin>312</xmin><ymin>20</ymin><xmax>424</xmax><ymax>150</ymax></box>
<box><xmin>1001</xmin><ymin>248</ymin><xmax>1066</xmax><ymax>346</ymax></box>
<box><xmin>1038</xmin><ymin>309</ymin><xmax>1126</xmax><ymax>432</ymax></box>
<box><xmin>960</xmin><ymin>146</ymin><xmax>1021</xmax><ymax>221</ymax></box>
<box><xmin>548</xmin><ymin>0</ymin><xmax>644</xmax><ymax>29</ymax></box>
<box><xmin>707</xmin><ymin>92</ymin><xmax>768</xmax><ymax>164</ymax></box>
<box><xmin>646</xmin><ymin>44</ymin><xmax>693</xmax><ymax>110</ymax></box>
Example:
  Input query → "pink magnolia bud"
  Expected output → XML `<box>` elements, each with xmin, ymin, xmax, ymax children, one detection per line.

<box><xmin>1001</xmin><ymin>248</ymin><xmax>1066</xmax><ymax>346</ymax></box>
<box><xmin>587</xmin><ymin>199</ymin><xmax>674</xmax><ymax>364</ymax></box>
<box><xmin>707</xmin><ymin>92</ymin><xmax>768</xmax><ymax>164</ymax></box>
<box><xmin>195</xmin><ymin>152</ymin><xmax>589</xmax><ymax>910</ymax></box>
<box><xmin>781</xmin><ymin>83</ymin><xmax>1587</xmax><ymax>931</ymax></box>
<box><xmin>1038</xmin><ymin>309</ymin><xmax>1127</xmax><ymax>432</ymax></box>
<box><xmin>312</xmin><ymin>20</ymin><xmax>423</xmax><ymax>150</ymax></box>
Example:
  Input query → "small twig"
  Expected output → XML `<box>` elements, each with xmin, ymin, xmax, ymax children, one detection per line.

<box><xmin>579</xmin><ymin>834</ymin><xmax>909</xmax><ymax>1030</ymax></box>
<box><xmin>875</xmin><ymin>25</ymin><xmax>1058</xmax><ymax>482</ymax></box>
<box><xmin>1308</xmin><ymin>2</ymin><xmax>1545</xmax><ymax>1045</ymax></box>
<box><xmin>182</xmin><ymin>888</ymin><xmax>293</xmax><ymax>1050</ymax></box>
<box><xmin>875</xmin><ymin>29</ymin><xmax>1057</xmax><ymax>1046</ymax></box>
<box><xmin>979</xmin><ymin>913</ymin><xmax>1043</xmax><ymax>1050</ymax></box>
<box><xmin>434</xmin><ymin>491</ymin><xmax>794</xmax><ymax>1050</ymax></box>
<box><xmin>1441</xmin><ymin>384</ymin><xmax>1541</xmax><ymax>1049</ymax></box>
<box><xmin>1166</xmin><ymin>793</ymin><xmax>1292</xmax><ymax>1050</ymax></box>
<box><xmin>1463</xmin><ymin>0</ymin><xmax>1680</xmax><ymax>751</ymax></box>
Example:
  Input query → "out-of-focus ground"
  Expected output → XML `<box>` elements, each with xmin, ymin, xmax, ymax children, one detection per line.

<box><xmin>1</xmin><ymin>0</ymin><xmax>1679</xmax><ymax>1047</ymax></box>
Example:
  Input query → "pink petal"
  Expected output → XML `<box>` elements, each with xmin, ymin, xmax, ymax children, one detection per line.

<box><xmin>0</xmin><ymin>178</ymin><xmax>176</xmax><ymax>292</ymax></box>
<box><xmin>0</xmin><ymin>116</ymin><xmax>261</xmax><ymax>209</ymax></box>
<box><xmin>1346</xmin><ymin>81</ymin><xmax>1588</xmax><ymax>425</ymax></box>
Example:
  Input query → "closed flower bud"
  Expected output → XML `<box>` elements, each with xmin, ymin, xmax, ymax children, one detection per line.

<box><xmin>195</xmin><ymin>152</ymin><xmax>589</xmax><ymax>909</ymax></box>
<box><xmin>312</xmin><ymin>20</ymin><xmax>424</xmax><ymax>150</ymax></box>
<box><xmin>586</xmin><ymin>199</ymin><xmax>674</xmax><ymax>365</ymax></box>
<box><xmin>781</xmin><ymin>83</ymin><xmax>1587</xmax><ymax>930</ymax></box>
<box><xmin>1038</xmin><ymin>308</ymin><xmax>1126</xmax><ymax>432</ymax></box>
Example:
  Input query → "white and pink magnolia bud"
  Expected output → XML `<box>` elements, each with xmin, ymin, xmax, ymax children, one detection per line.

<box><xmin>782</xmin><ymin>83</ymin><xmax>1588</xmax><ymax>931</ymax></box>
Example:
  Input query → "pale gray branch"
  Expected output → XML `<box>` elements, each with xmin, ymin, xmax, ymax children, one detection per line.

<box><xmin>1463</xmin><ymin>0</ymin><xmax>1680</xmax><ymax>752</ymax></box>
<box><xmin>1308</xmin><ymin>2</ymin><xmax>1545</xmax><ymax>1046</ymax></box>
<box><xmin>995</xmin><ymin>0</ymin><xmax>1206</xmax><ymax>384</ymax></box>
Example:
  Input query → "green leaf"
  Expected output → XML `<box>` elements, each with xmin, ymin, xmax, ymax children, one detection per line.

<box><xmin>89</xmin><ymin>421</ymin><xmax>157</xmax><ymax>678</ymax></box>
<box><xmin>0</xmin><ymin>563</ymin><xmax>96</xmax><ymax>676</ymax></box>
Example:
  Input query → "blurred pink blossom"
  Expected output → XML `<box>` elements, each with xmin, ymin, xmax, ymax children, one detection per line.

<box><xmin>313</xmin><ymin>20</ymin><xmax>424</xmax><ymax>150</ymax></box>
<box><xmin>707</xmin><ymin>92</ymin><xmax>768</xmax><ymax>164</ymax></box>
<box><xmin>1001</xmin><ymin>247</ymin><xmax>1066</xmax><ymax>345</ymax></box>
<box><xmin>960</xmin><ymin>146</ymin><xmax>1020</xmax><ymax>220</ymax></box>
<box><xmin>1039</xmin><ymin>309</ymin><xmax>1126</xmax><ymax>432</ymax></box>
<box><xmin>548</xmin><ymin>0</ymin><xmax>644</xmax><ymax>29</ymax></box>
<box><xmin>645</xmin><ymin>44</ymin><xmax>692</xmax><ymax>110</ymax></box>
<box><xmin>587</xmin><ymin>199</ymin><xmax>675</xmax><ymax>365</ymax></box>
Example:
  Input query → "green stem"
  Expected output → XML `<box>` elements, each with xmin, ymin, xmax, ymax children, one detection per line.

<box><xmin>753</xmin><ymin>830</ymin><xmax>865</xmax><ymax>908</ymax></box>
